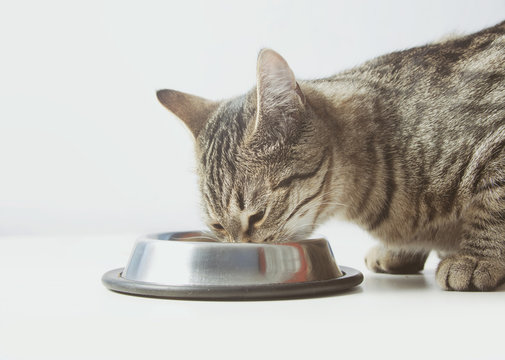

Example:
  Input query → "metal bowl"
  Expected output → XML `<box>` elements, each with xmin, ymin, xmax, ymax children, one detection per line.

<box><xmin>102</xmin><ymin>231</ymin><xmax>363</xmax><ymax>300</ymax></box>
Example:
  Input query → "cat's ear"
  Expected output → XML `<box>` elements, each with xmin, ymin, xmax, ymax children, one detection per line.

<box><xmin>156</xmin><ymin>89</ymin><xmax>219</xmax><ymax>138</ymax></box>
<box><xmin>253</xmin><ymin>49</ymin><xmax>305</xmax><ymax>138</ymax></box>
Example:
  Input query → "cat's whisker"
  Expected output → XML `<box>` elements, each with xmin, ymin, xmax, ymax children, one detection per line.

<box><xmin>318</xmin><ymin>201</ymin><xmax>348</xmax><ymax>207</ymax></box>
<box><xmin>285</xmin><ymin>198</ymin><xmax>348</xmax><ymax>217</ymax></box>
<box><xmin>180</xmin><ymin>235</ymin><xmax>219</xmax><ymax>241</ymax></box>
<box><xmin>279</xmin><ymin>219</ymin><xmax>326</xmax><ymax>239</ymax></box>
<box><xmin>283</xmin><ymin>225</ymin><xmax>320</xmax><ymax>239</ymax></box>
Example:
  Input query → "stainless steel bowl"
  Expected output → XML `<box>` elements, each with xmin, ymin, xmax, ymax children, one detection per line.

<box><xmin>102</xmin><ymin>231</ymin><xmax>363</xmax><ymax>300</ymax></box>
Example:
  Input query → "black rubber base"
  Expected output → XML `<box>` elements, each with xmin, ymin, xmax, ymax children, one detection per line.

<box><xmin>102</xmin><ymin>266</ymin><xmax>363</xmax><ymax>301</ymax></box>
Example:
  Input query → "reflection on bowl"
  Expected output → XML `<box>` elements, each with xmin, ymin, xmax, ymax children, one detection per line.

<box><xmin>122</xmin><ymin>231</ymin><xmax>343</xmax><ymax>286</ymax></box>
<box><xmin>102</xmin><ymin>231</ymin><xmax>363</xmax><ymax>300</ymax></box>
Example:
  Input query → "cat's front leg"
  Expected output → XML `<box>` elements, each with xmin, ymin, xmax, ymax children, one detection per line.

<box><xmin>365</xmin><ymin>245</ymin><xmax>429</xmax><ymax>274</ymax></box>
<box><xmin>436</xmin><ymin>253</ymin><xmax>505</xmax><ymax>291</ymax></box>
<box><xmin>436</xmin><ymin>188</ymin><xmax>505</xmax><ymax>291</ymax></box>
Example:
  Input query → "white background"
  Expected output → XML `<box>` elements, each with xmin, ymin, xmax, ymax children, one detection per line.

<box><xmin>2</xmin><ymin>0</ymin><xmax>504</xmax><ymax>236</ymax></box>
<box><xmin>1</xmin><ymin>2</ymin><xmax>505</xmax><ymax>360</ymax></box>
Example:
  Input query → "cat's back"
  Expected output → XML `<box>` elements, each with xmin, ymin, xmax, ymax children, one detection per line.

<box><xmin>349</xmin><ymin>20</ymin><xmax>505</xmax><ymax>138</ymax></box>
<box><xmin>356</xmin><ymin>20</ymin><xmax>505</xmax><ymax>88</ymax></box>
<box><xmin>319</xmin><ymin>21</ymin><xmax>505</xmax><ymax>141</ymax></box>
<box><xmin>331</xmin><ymin>21</ymin><xmax>505</xmax><ymax>237</ymax></box>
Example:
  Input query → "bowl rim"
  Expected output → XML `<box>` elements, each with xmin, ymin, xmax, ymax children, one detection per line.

<box><xmin>102</xmin><ymin>265</ymin><xmax>363</xmax><ymax>301</ymax></box>
<box><xmin>140</xmin><ymin>230</ymin><xmax>330</xmax><ymax>246</ymax></box>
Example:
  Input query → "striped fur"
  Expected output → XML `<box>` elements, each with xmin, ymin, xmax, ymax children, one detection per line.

<box><xmin>158</xmin><ymin>21</ymin><xmax>505</xmax><ymax>291</ymax></box>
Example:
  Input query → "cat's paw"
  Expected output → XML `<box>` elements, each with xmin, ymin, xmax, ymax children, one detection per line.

<box><xmin>365</xmin><ymin>245</ymin><xmax>427</xmax><ymax>274</ymax></box>
<box><xmin>436</xmin><ymin>254</ymin><xmax>505</xmax><ymax>291</ymax></box>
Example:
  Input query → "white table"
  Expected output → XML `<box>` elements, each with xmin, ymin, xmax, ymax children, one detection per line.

<box><xmin>1</xmin><ymin>222</ymin><xmax>503</xmax><ymax>360</ymax></box>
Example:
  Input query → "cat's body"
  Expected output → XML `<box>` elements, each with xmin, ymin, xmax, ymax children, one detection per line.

<box><xmin>158</xmin><ymin>21</ymin><xmax>505</xmax><ymax>291</ymax></box>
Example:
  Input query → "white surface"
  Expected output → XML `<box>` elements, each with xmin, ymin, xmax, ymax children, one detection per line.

<box><xmin>1</xmin><ymin>0</ymin><xmax>505</xmax><ymax>235</ymax></box>
<box><xmin>1</xmin><ymin>222</ymin><xmax>504</xmax><ymax>360</ymax></box>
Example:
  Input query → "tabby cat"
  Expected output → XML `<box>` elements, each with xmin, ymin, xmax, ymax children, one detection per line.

<box><xmin>157</xmin><ymin>21</ymin><xmax>505</xmax><ymax>291</ymax></box>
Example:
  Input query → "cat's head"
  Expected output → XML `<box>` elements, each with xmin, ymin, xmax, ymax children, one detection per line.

<box><xmin>157</xmin><ymin>49</ymin><xmax>334</xmax><ymax>242</ymax></box>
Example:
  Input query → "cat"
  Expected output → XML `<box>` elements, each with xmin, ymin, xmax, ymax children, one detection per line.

<box><xmin>157</xmin><ymin>20</ymin><xmax>505</xmax><ymax>291</ymax></box>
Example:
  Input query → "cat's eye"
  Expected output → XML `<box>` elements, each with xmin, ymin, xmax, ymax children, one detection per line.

<box><xmin>211</xmin><ymin>223</ymin><xmax>224</xmax><ymax>231</ymax></box>
<box><xmin>248</xmin><ymin>210</ymin><xmax>265</xmax><ymax>228</ymax></box>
